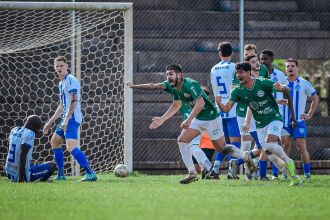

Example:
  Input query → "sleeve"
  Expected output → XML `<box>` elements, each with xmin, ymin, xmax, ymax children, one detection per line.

<box><xmin>189</xmin><ymin>81</ymin><xmax>203</xmax><ymax>101</ymax></box>
<box><xmin>303</xmin><ymin>79</ymin><xmax>316</xmax><ymax>97</ymax></box>
<box><xmin>229</xmin><ymin>87</ymin><xmax>239</xmax><ymax>103</ymax></box>
<box><xmin>67</xmin><ymin>77</ymin><xmax>79</xmax><ymax>94</ymax></box>
<box><xmin>161</xmin><ymin>81</ymin><xmax>171</xmax><ymax>92</ymax></box>
<box><xmin>21</xmin><ymin>131</ymin><xmax>35</xmax><ymax>148</ymax></box>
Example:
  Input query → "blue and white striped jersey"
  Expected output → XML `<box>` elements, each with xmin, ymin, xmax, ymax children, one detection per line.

<box><xmin>59</xmin><ymin>74</ymin><xmax>83</xmax><ymax>124</ymax></box>
<box><xmin>270</xmin><ymin>68</ymin><xmax>289</xmax><ymax>116</ymax></box>
<box><xmin>210</xmin><ymin>61</ymin><xmax>237</xmax><ymax>118</ymax></box>
<box><xmin>282</xmin><ymin>76</ymin><xmax>316</xmax><ymax>127</ymax></box>
<box><xmin>5</xmin><ymin>127</ymin><xmax>35</xmax><ymax>181</ymax></box>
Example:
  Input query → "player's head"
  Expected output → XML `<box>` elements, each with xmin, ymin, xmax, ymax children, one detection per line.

<box><xmin>244</xmin><ymin>54</ymin><xmax>260</xmax><ymax>72</ymax></box>
<box><xmin>201</xmin><ymin>86</ymin><xmax>210</xmax><ymax>97</ymax></box>
<box><xmin>217</xmin><ymin>42</ymin><xmax>233</xmax><ymax>58</ymax></box>
<box><xmin>166</xmin><ymin>64</ymin><xmax>183</xmax><ymax>87</ymax></box>
<box><xmin>285</xmin><ymin>58</ymin><xmax>299</xmax><ymax>78</ymax></box>
<box><xmin>260</xmin><ymin>49</ymin><xmax>274</xmax><ymax>67</ymax></box>
<box><xmin>244</xmin><ymin>44</ymin><xmax>257</xmax><ymax>58</ymax></box>
<box><xmin>24</xmin><ymin>115</ymin><xmax>42</xmax><ymax>134</ymax></box>
<box><xmin>235</xmin><ymin>61</ymin><xmax>252</xmax><ymax>85</ymax></box>
<box><xmin>54</xmin><ymin>56</ymin><xmax>69</xmax><ymax>79</ymax></box>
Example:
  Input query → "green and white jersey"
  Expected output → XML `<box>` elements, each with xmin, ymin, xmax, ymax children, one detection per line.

<box><xmin>167</xmin><ymin>78</ymin><xmax>219</xmax><ymax>121</ymax></box>
<box><xmin>230</xmin><ymin>78</ymin><xmax>282</xmax><ymax>128</ymax></box>
<box><xmin>162</xmin><ymin>81</ymin><xmax>191</xmax><ymax>121</ymax></box>
<box><xmin>232</xmin><ymin>65</ymin><xmax>269</xmax><ymax>117</ymax></box>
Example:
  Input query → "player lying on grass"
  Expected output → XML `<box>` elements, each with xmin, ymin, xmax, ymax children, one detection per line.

<box><xmin>5</xmin><ymin>115</ymin><xmax>56</xmax><ymax>182</ymax></box>
<box><xmin>217</xmin><ymin>61</ymin><xmax>302</xmax><ymax>186</ymax></box>
<box><xmin>147</xmin><ymin>64</ymin><xmax>255</xmax><ymax>183</ymax></box>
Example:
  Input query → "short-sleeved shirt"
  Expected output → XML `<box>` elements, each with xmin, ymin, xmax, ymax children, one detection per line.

<box><xmin>230</xmin><ymin>78</ymin><xmax>282</xmax><ymax>128</ymax></box>
<box><xmin>170</xmin><ymin>78</ymin><xmax>219</xmax><ymax>121</ymax></box>
<box><xmin>59</xmin><ymin>74</ymin><xmax>83</xmax><ymax>124</ymax></box>
<box><xmin>270</xmin><ymin>68</ymin><xmax>289</xmax><ymax>116</ymax></box>
<box><xmin>232</xmin><ymin>64</ymin><xmax>269</xmax><ymax>117</ymax></box>
<box><xmin>282</xmin><ymin>76</ymin><xmax>316</xmax><ymax>127</ymax></box>
<box><xmin>162</xmin><ymin>81</ymin><xmax>191</xmax><ymax>121</ymax></box>
<box><xmin>5</xmin><ymin>127</ymin><xmax>35</xmax><ymax>182</ymax></box>
<box><xmin>210</xmin><ymin>61</ymin><xmax>237</xmax><ymax>118</ymax></box>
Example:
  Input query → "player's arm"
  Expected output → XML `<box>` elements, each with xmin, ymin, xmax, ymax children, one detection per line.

<box><xmin>215</xmin><ymin>96</ymin><xmax>234</xmax><ymax>113</ymax></box>
<box><xmin>126</xmin><ymin>82</ymin><xmax>165</xmax><ymax>90</ymax></box>
<box><xmin>149</xmin><ymin>100</ymin><xmax>182</xmax><ymax>129</ymax></box>
<box><xmin>181</xmin><ymin>96</ymin><xmax>205</xmax><ymax>129</ymax></box>
<box><xmin>43</xmin><ymin>104</ymin><xmax>64</xmax><ymax>134</ymax></box>
<box><xmin>242</xmin><ymin>107</ymin><xmax>253</xmax><ymax>132</ymax></box>
<box><xmin>301</xmin><ymin>94</ymin><xmax>319</xmax><ymax>120</ymax></box>
<box><xmin>18</xmin><ymin>144</ymin><xmax>30</xmax><ymax>182</ymax></box>
<box><xmin>61</xmin><ymin>92</ymin><xmax>78</xmax><ymax>131</ymax></box>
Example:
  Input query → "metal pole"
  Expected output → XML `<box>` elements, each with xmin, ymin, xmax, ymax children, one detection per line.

<box><xmin>239</xmin><ymin>0</ymin><xmax>244</xmax><ymax>61</ymax></box>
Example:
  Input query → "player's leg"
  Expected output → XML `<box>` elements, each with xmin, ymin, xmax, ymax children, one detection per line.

<box><xmin>29</xmin><ymin>162</ymin><xmax>57</xmax><ymax>182</ymax></box>
<box><xmin>191</xmin><ymin>135</ymin><xmax>202</xmax><ymax>174</ymax></box>
<box><xmin>227</xmin><ymin>117</ymin><xmax>241</xmax><ymax>179</ymax></box>
<box><xmin>281</xmin><ymin>128</ymin><xmax>292</xmax><ymax>179</ymax></box>
<box><xmin>212</xmin><ymin>118</ymin><xmax>228</xmax><ymax>177</ymax></box>
<box><xmin>293</xmin><ymin>122</ymin><xmax>310</xmax><ymax>179</ymax></box>
<box><xmin>52</xmin><ymin>124</ymin><xmax>65</xmax><ymax>180</ymax></box>
<box><xmin>65</xmin><ymin>121</ymin><xmax>96</xmax><ymax>182</ymax></box>
<box><xmin>190</xmin><ymin>136</ymin><xmax>213</xmax><ymax>175</ymax></box>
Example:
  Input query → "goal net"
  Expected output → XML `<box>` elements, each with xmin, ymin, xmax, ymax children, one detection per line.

<box><xmin>0</xmin><ymin>2</ymin><xmax>133</xmax><ymax>175</ymax></box>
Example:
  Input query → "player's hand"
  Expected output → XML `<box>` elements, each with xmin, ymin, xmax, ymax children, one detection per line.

<box><xmin>149</xmin><ymin>117</ymin><xmax>164</xmax><ymax>129</ymax></box>
<box><xmin>43</xmin><ymin>122</ymin><xmax>51</xmax><ymax>135</ymax></box>
<box><xmin>242</xmin><ymin>121</ymin><xmax>250</xmax><ymax>132</ymax></box>
<box><xmin>180</xmin><ymin>118</ymin><xmax>192</xmax><ymax>129</ymax></box>
<box><xmin>290</xmin><ymin>114</ymin><xmax>297</xmax><ymax>128</ymax></box>
<box><xmin>277</xmin><ymin>99</ymin><xmax>288</xmax><ymax>106</ymax></box>
<box><xmin>300</xmin><ymin>113</ymin><xmax>311</xmax><ymax>121</ymax></box>
<box><xmin>61</xmin><ymin>120</ymin><xmax>68</xmax><ymax>131</ymax></box>
<box><xmin>215</xmin><ymin>96</ymin><xmax>222</xmax><ymax>106</ymax></box>
<box><xmin>273</xmin><ymin>82</ymin><xmax>282</xmax><ymax>91</ymax></box>
<box><xmin>126</xmin><ymin>81</ymin><xmax>133</xmax><ymax>88</ymax></box>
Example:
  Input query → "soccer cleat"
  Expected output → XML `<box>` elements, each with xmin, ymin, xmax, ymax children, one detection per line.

<box><xmin>290</xmin><ymin>176</ymin><xmax>303</xmax><ymax>186</ymax></box>
<box><xmin>245</xmin><ymin>173</ymin><xmax>252</xmax><ymax>181</ymax></box>
<box><xmin>271</xmin><ymin>175</ymin><xmax>278</xmax><ymax>180</ymax></box>
<box><xmin>228</xmin><ymin>159</ymin><xmax>238</xmax><ymax>179</ymax></box>
<box><xmin>304</xmin><ymin>173</ymin><xmax>311</xmax><ymax>180</ymax></box>
<box><xmin>202</xmin><ymin>165</ymin><xmax>213</xmax><ymax>179</ymax></box>
<box><xmin>252</xmin><ymin>171</ymin><xmax>259</xmax><ymax>180</ymax></box>
<box><xmin>281</xmin><ymin>174</ymin><xmax>288</xmax><ymax>180</ymax></box>
<box><xmin>210</xmin><ymin>170</ymin><xmax>220</xmax><ymax>180</ymax></box>
<box><xmin>180</xmin><ymin>173</ymin><xmax>198</xmax><ymax>184</ymax></box>
<box><xmin>258</xmin><ymin>176</ymin><xmax>270</xmax><ymax>181</ymax></box>
<box><xmin>79</xmin><ymin>173</ymin><xmax>97</xmax><ymax>182</ymax></box>
<box><xmin>244</xmin><ymin>152</ymin><xmax>255</xmax><ymax>173</ymax></box>
<box><xmin>285</xmin><ymin>161</ymin><xmax>298</xmax><ymax>178</ymax></box>
<box><xmin>54</xmin><ymin>175</ymin><xmax>66</xmax><ymax>181</ymax></box>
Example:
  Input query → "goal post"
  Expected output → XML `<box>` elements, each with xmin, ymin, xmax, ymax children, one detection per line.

<box><xmin>0</xmin><ymin>2</ymin><xmax>133</xmax><ymax>174</ymax></box>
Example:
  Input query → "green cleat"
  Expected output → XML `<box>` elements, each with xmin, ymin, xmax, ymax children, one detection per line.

<box><xmin>54</xmin><ymin>175</ymin><xmax>66</xmax><ymax>181</ymax></box>
<box><xmin>290</xmin><ymin>176</ymin><xmax>303</xmax><ymax>186</ymax></box>
<box><xmin>79</xmin><ymin>173</ymin><xmax>97</xmax><ymax>182</ymax></box>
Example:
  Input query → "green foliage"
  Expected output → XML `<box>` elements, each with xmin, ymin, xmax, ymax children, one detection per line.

<box><xmin>1</xmin><ymin>174</ymin><xmax>330</xmax><ymax>220</ymax></box>
<box><xmin>273</xmin><ymin>59</ymin><xmax>286</xmax><ymax>72</ymax></box>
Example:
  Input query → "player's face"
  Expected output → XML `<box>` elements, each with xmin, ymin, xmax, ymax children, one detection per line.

<box><xmin>244</xmin><ymin>49</ymin><xmax>256</xmax><ymax>58</ymax></box>
<box><xmin>54</xmin><ymin>61</ymin><xmax>68</xmax><ymax>79</ymax></box>
<box><xmin>260</xmin><ymin>54</ymin><xmax>273</xmax><ymax>67</ymax></box>
<box><xmin>236</xmin><ymin>69</ymin><xmax>250</xmax><ymax>85</ymax></box>
<box><xmin>249</xmin><ymin>57</ymin><xmax>260</xmax><ymax>72</ymax></box>
<box><xmin>166</xmin><ymin>69</ymin><xmax>179</xmax><ymax>87</ymax></box>
<box><xmin>285</xmin><ymin>62</ymin><xmax>298</xmax><ymax>78</ymax></box>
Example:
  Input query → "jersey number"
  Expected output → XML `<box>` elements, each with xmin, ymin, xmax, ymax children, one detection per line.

<box><xmin>8</xmin><ymin>144</ymin><xmax>16</xmax><ymax>163</ymax></box>
<box><xmin>216</xmin><ymin>76</ymin><xmax>227</xmax><ymax>94</ymax></box>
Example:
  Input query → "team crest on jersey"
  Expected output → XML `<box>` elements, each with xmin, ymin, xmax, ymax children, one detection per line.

<box><xmin>257</xmin><ymin>90</ymin><xmax>265</xmax><ymax>97</ymax></box>
<box><xmin>299</xmin><ymin>128</ymin><xmax>305</xmax><ymax>134</ymax></box>
<box><xmin>184</xmin><ymin>93</ymin><xmax>190</xmax><ymax>98</ymax></box>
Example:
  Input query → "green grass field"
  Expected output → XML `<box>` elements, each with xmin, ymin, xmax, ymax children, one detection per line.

<box><xmin>0</xmin><ymin>173</ymin><xmax>329</xmax><ymax>220</ymax></box>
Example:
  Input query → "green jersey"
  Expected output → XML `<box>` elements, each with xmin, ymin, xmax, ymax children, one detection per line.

<box><xmin>230</xmin><ymin>78</ymin><xmax>282</xmax><ymax>128</ymax></box>
<box><xmin>232</xmin><ymin>64</ymin><xmax>269</xmax><ymax>117</ymax></box>
<box><xmin>162</xmin><ymin>81</ymin><xmax>191</xmax><ymax>121</ymax></box>
<box><xmin>170</xmin><ymin>78</ymin><xmax>219</xmax><ymax>121</ymax></box>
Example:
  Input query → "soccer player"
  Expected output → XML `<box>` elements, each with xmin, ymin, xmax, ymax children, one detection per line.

<box><xmin>210</xmin><ymin>42</ymin><xmax>241</xmax><ymax>179</ymax></box>
<box><xmin>217</xmin><ymin>61</ymin><xmax>302</xmax><ymax>186</ymax></box>
<box><xmin>148</xmin><ymin>64</ymin><xmax>255</xmax><ymax>183</ymax></box>
<box><xmin>244</xmin><ymin>44</ymin><xmax>269</xmax><ymax>78</ymax></box>
<box><xmin>281</xmin><ymin>58</ymin><xmax>319</xmax><ymax>179</ymax></box>
<box><xmin>260</xmin><ymin>49</ymin><xmax>289</xmax><ymax>179</ymax></box>
<box><xmin>193</xmin><ymin>130</ymin><xmax>215</xmax><ymax>174</ymax></box>
<box><xmin>5</xmin><ymin>115</ymin><xmax>56</xmax><ymax>182</ymax></box>
<box><xmin>43</xmin><ymin>56</ymin><xmax>96</xmax><ymax>182</ymax></box>
<box><xmin>126</xmin><ymin>81</ymin><xmax>214</xmax><ymax>184</ymax></box>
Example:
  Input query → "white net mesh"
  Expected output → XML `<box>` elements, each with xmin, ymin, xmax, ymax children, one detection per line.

<box><xmin>0</xmin><ymin>8</ymin><xmax>128</xmax><ymax>175</ymax></box>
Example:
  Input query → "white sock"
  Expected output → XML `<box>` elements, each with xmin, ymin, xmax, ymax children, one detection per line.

<box><xmin>264</xmin><ymin>142</ymin><xmax>291</xmax><ymax>163</ymax></box>
<box><xmin>213</xmin><ymin>160</ymin><xmax>221</xmax><ymax>173</ymax></box>
<box><xmin>190</xmin><ymin>145</ymin><xmax>212</xmax><ymax>171</ymax></box>
<box><xmin>178</xmin><ymin>142</ymin><xmax>197</xmax><ymax>174</ymax></box>
<box><xmin>268</xmin><ymin>154</ymin><xmax>289</xmax><ymax>176</ymax></box>
<box><xmin>225</xmin><ymin>144</ymin><xmax>246</xmax><ymax>159</ymax></box>
<box><xmin>241</xmin><ymin>140</ymin><xmax>251</xmax><ymax>152</ymax></box>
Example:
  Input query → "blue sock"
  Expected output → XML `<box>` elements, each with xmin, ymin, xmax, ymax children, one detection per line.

<box><xmin>229</xmin><ymin>142</ymin><xmax>241</xmax><ymax>161</ymax></box>
<box><xmin>303</xmin><ymin>163</ymin><xmax>311</xmax><ymax>175</ymax></box>
<box><xmin>236</xmin><ymin>158</ymin><xmax>244</xmax><ymax>166</ymax></box>
<box><xmin>249</xmin><ymin>150</ymin><xmax>256</xmax><ymax>159</ymax></box>
<box><xmin>53</xmin><ymin>147</ymin><xmax>64</xmax><ymax>176</ymax></box>
<box><xmin>272</xmin><ymin>163</ymin><xmax>279</xmax><ymax>177</ymax></box>
<box><xmin>71</xmin><ymin>147</ymin><xmax>93</xmax><ymax>175</ymax></box>
<box><xmin>258</xmin><ymin>160</ymin><xmax>267</xmax><ymax>177</ymax></box>
<box><xmin>250</xmin><ymin>131</ymin><xmax>262</xmax><ymax>149</ymax></box>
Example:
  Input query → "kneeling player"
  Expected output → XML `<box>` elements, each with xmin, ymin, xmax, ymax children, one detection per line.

<box><xmin>5</xmin><ymin>115</ymin><xmax>56</xmax><ymax>182</ymax></box>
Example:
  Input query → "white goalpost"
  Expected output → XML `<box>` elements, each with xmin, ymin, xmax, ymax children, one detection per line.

<box><xmin>0</xmin><ymin>1</ymin><xmax>133</xmax><ymax>174</ymax></box>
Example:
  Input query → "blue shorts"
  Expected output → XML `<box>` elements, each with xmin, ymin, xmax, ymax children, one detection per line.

<box><xmin>29</xmin><ymin>163</ymin><xmax>52</xmax><ymax>182</ymax></box>
<box><xmin>282</xmin><ymin>121</ymin><xmax>307</xmax><ymax>139</ymax></box>
<box><xmin>222</xmin><ymin>117</ymin><xmax>240</xmax><ymax>138</ymax></box>
<box><xmin>55</xmin><ymin>118</ymin><xmax>80</xmax><ymax>140</ymax></box>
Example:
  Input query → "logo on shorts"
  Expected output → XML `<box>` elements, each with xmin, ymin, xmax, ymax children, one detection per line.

<box><xmin>299</xmin><ymin>128</ymin><xmax>305</xmax><ymax>134</ymax></box>
<box><xmin>213</xmin><ymin>129</ymin><xmax>219</xmax><ymax>136</ymax></box>
<box><xmin>257</xmin><ymin>90</ymin><xmax>265</xmax><ymax>97</ymax></box>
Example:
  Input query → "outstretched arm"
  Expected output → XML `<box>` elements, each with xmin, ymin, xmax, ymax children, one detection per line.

<box><xmin>18</xmin><ymin>144</ymin><xmax>30</xmax><ymax>182</ymax></box>
<box><xmin>215</xmin><ymin>96</ymin><xmax>235</xmax><ymax>113</ymax></box>
<box><xmin>301</xmin><ymin>94</ymin><xmax>319</xmax><ymax>120</ymax></box>
<box><xmin>126</xmin><ymin>82</ymin><xmax>165</xmax><ymax>90</ymax></box>
<box><xmin>149</xmin><ymin>100</ymin><xmax>182</xmax><ymax>129</ymax></box>
<box><xmin>43</xmin><ymin>104</ymin><xmax>63</xmax><ymax>135</ymax></box>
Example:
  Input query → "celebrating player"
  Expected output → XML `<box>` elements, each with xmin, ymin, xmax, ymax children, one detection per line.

<box><xmin>43</xmin><ymin>56</ymin><xmax>96</xmax><ymax>182</ymax></box>
<box><xmin>5</xmin><ymin>115</ymin><xmax>56</xmax><ymax>182</ymax></box>
<box><xmin>281</xmin><ymin>58</ymin><xmax>319</xmax><ymax>179</ymax></box>
<box><xmin>217</xmin><ymin>61</ymin><xmax>302</xmax><ymax>186</ymax></box>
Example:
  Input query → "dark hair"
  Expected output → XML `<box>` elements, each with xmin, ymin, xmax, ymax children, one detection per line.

<box><xmin>54</xmin><ymin>56</ymin><xmax>68</xmax><ymax>63</ymax></box>
<box><xmin>244</xmin><ymin>44</ymin><xmax>257</xmax><ymax>52</ymax></box>
<box><xmin>260</xmin><ymin>49</ymin><xmax>274</xmax><ymax>57</ymax></box>
<box><xmin>166</xmin><ymin>64</ymin><xmax>182</xmax><ymax>73</ymax></box>
<box><xmin>244</xmin><ymin>54</ymin><xmax>257</xmax><ymax>62</ymax></box>
<box><xmin>285</xmin><ymin>58</ymin><xmax>298</xmax><ymax>67</ymax></box>
<box><xmin>217</xmin><ymin>42</ymin><xmax>233</xmax><ymax>57</ymax></box>
<box><xmin>201</xmin><ymin>86</ymin><xmax>210</xmax><ymax>96</ymax></box>
<box><xmin>24</xmin><ymin>115</ymin><xmax>42</xmax><ymax>134</ymax></box>
<box><xmin>235</xmin><ymin>61</ymin><xmax>251</xmax><ymax>72</ymax></box>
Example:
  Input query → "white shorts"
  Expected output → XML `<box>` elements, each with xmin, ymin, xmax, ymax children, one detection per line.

<box><xmin>237</xmin><ymin>116</ymin><xmax>257</xmax><ymax>135</ymax></box>
<box><xmin>189</xmin><ymin>116</ymin><xmax>224</xmax><ymax>140</ymax></box>
<box><xmin>256</xmin><ymin>120</ymin><xmax>283</xmax><ymax>147</ymax></box>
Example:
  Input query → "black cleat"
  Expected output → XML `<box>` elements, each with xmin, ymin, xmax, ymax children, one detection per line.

<box><xmin>179</xmin><ymin>173</ymin><xmax>198</xmax><ymax>184</ymax></box>
<box><xmin>202</xmin><ymin>165</ymin><xmax>213</xmax><ymax>179</ymax></box>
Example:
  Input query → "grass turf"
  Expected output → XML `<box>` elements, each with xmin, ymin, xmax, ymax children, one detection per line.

<box><xmin>0</xmin><ymin>173</ymin><xmax>329</xmax><ymax>220</ymax></box>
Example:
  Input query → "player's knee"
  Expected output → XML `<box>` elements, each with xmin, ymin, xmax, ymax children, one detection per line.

<box><xmin>51</xmin><ymin>135</ymin><xmax>62</xmax><ymax>148</ymax></box>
